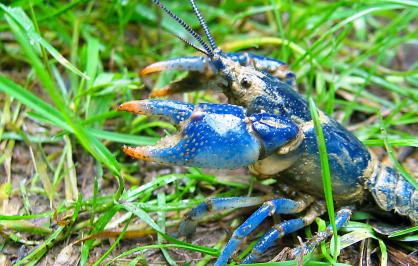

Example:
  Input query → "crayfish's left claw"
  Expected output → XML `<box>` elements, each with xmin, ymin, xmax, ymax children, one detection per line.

<box><xmin>140</xmin><ymin>56</ymin><xmax>217</xmax><ymax>97</ymax></box>
<box><xmin>140</xmin><ymin>53</ymin><xmax>297</xmax><ymax>97</ymax></box>
<box><xmin>140</xmin><ymin>56</ymin><xmax>214</xmax><ymax>76</ymax></box>
<box><xmin>119</xmin><ymin>100</ymin><xmax>300</xmax><ymax>169</ymax></box>
<box><xmin>149</xmin><ymin>72</ymin><xmax>218</xmax><ymax>97</ymax></box>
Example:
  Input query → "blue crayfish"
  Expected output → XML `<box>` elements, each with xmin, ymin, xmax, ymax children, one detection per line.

<box><xmin>119</xmin><ymin>0</ymin><xmax>417</xmax><ymax>265</ymax></box>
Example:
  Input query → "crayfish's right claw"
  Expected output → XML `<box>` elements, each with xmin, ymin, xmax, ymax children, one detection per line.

<box><xmin>119</xmin><ymin>100</ymin><xmax>300</xmax><ymax>169</ymax></box>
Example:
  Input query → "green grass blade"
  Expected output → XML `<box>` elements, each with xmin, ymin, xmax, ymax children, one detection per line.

<box><xmin>0</xmin><ymin>74</ymin><xmax>122</xmax><ymax>178</ymax></box>
<box><xmin>14</xmin><ymin>226</ymin><xmax>65</xmax><ymax>266</ymax></box>
<box><xmin>89</xmin><ymin>128</ymin><xmax>158</xmax><ymax>146</ymax></box>
<box><xmin>117</xmin><ymin>202</ymin><xmax>219</xmax><ymax>256</ymax></box>
<box><xmin>293</xmin><ymin>3</ymin><xmax>409</xmax><ymax>67</ymax></box>
<box><xmin>3</xmin><ymin>13</ymin><xmax>122</xmax><ymax>186</ymax></box>
<box><xmin>29</xmin><ymin>143</ymin><xmax>54</xmax><ymax>202</ymax></box>
<box><xmin>308</xmin><ymin>97</ymin><xmax>338</xmax><ymax>261</ymax></box>
<box><xmin>92</xmin><ymin>214</ymin><xmax>133</xmax><ymax>266</ymax></box>
<box><xmin>363</xmin><ymin>138</ymin><xmax>418</xmax><ymax>147</ymax></box>
<box><xmin>379</xmin><ymin>121</ymin><xmax>418</xmax><ymax>189</ymax></box>
<box><xmin>0</xmin><ymin>5</ymin><xmax>89</xmax><ymax>80</ymax></box>
<box><xmin>157</xmin><ymin>192</ymin><xmax>176</xmax><ymax>266</ymax></box>
<box><xmin>0</xmin><ymin>75</ymin><xmax>69</xmax><ymax>130</ymax></box>
<box><xmin>80</xmin><ymin>206</ymin><xmax>119</xmax><ymax>266</ymax></box>
<box><xmin>389</xmin><ymin>225</ymin><xmax>418</xmax><ymax>238</ymax></box>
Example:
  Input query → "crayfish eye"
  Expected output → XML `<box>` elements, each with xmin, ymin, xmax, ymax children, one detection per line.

<box><xmin>240</xmin><ymin>77</ymin><xmax>252</xmax><ymax>88</ymax></box>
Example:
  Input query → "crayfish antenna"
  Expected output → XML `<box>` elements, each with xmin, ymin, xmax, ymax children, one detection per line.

<box><xmin>188</xmin><ymin>0</ymin><xmax>218</xmax><ymax>51</ymax></box>
<box><xmin>151</xmin><ymin>0</ymin><xmax>213</xmax><ymax>57</ymax></box>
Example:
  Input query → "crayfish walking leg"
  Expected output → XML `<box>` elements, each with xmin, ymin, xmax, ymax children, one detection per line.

<box><xmin>177</xmin><ymin>196</ymin><xmax>271</xmax><ymax>238</ymax></box>
<box><xmin>213</xmin><ymin>197</ymin><xmax>313</xmax><ymax>266</ymax></box>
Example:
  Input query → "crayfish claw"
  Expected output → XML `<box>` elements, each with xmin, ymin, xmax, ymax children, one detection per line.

<box><xmin>141</xmin><ymin>56</ymin><xmax>217</xmax><ymax>96</ymax></box>
<box><xmin>119</xmin><ymin>101</ymin><xmax>300</xmax><ymax>169</ymax></box>
<box><xmin>122</xmin><ymin>146</ymin><xmax>153</xmax><ymax>162</ymax></box>
<box><xmin>119</xmin><ymin>102</ymin><xmax>259</xmax><ymax>168</ymax></box>
<box><xmin>149</xmin><ymin>86</ymin><xmax>174</xmax><ymax>97</ymax></box>
<box><xmin>119</xmin><ymin>100</ymin><xmax>194</xmax><ymax>124</ymax></box>
<box><xmin>140</xmin><ymin>56</ymin><xmax>212</xmax><ymax>77</ymax></box>
<box><xmin>140</xmin><ymin>61</ymin><xmax>166</xmax><ymax>76</ymax></box>
<box><xmin>149</xmin><ymin>71</ymin><xmax>216</xmax><ymax>97</ymax></box>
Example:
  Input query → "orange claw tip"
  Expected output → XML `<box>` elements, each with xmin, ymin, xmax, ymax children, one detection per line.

<box><xmin>140</xmin><ymin>63</ymin><xmax>166</xmax><ymax>76</ymax></box>
<box><xmin>118</xmin><ymin>101</ymin><xmax>148</xmax><ymax>114</ymax></box>
<box><xmin>278</xmin><ymin>64</ymin><xmax>289</xmax><ymax>71</ymax></box>
<box><xmin>150</xmin><ymin>87</ymin><xmax>172</xmax><ymax>98</ymax></box>
<box><xmin>122</xmin><ymin>146</ymin><xmax>154</xmax><ymax>161</ymax></box>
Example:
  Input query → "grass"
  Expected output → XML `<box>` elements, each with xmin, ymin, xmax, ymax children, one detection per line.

<box><xmin>308</xmin><ymin>97</ymin><xmax>339</xmax><ymax>263</ymax></box>
<box><xmin>0</xmin><ymin>0</ymin><xmax>417</xmax><ymax>265</ymax></box>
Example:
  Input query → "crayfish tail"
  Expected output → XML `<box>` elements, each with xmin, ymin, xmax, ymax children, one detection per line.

<box><xmin>366</xmin><ymin>162</ymin><xmax>417</xmax><ymax>222</ymax></box>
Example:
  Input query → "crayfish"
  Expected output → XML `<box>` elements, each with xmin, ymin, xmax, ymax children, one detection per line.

<box><xmin>118</xmin><ymin>0</ymin><xmax>417</xmax><ymax>265</ymax></box>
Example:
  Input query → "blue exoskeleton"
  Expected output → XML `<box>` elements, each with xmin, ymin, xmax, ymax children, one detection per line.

<box><xmin>119</xmin><ymin>0</ymin><xmax>417</xmax><ymax>265</ymax></box>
